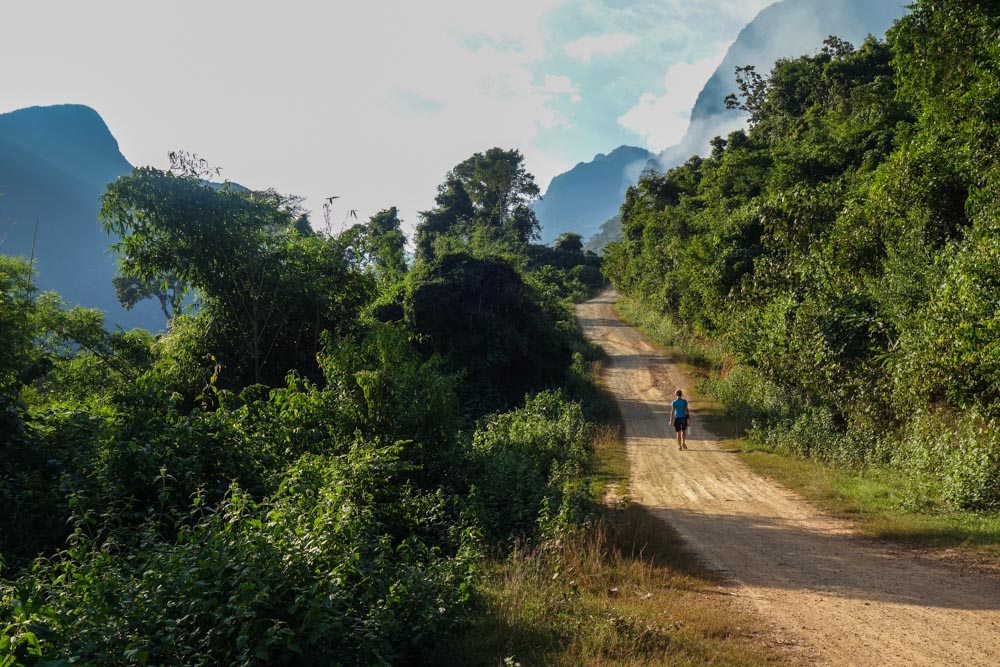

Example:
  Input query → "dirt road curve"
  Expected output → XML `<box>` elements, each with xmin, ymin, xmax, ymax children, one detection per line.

<box><xmin>578</xmin><ymin>291</ymin><xmax>1000</xmax><ymax>666</ymax></box>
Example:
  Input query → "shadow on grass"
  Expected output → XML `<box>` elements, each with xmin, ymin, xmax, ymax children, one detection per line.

<box><xmin>422</xmin><ymin>503</ymin><xmax>784</xmax><ymax>667</ymax></box>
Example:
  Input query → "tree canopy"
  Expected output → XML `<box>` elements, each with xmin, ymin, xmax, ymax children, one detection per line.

<box><xmin>415</xmin><ymin>148</ymin><xmax>541</xmax><ymax>261</ymax></box>
<box><xmin>101</xmin><ymin>168</ymin><xmax>372</xmax><ymax>386</ymax></box>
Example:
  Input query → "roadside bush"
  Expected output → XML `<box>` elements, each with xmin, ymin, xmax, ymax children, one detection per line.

<box><xmin>319</xmin><ymin>324</ymin><xmax>462</xmax><ymax>487</ymax></box>
<box><xmin>0</xmin><ymin>391</ymin><xmax>70</xmax><ymax>569</ymax></box>
<box><xmin>470</xmin><ymin>391</ymin><xmax>593</xmax><ymax>542</ymax></box>
<box><xmin>0</xmin><ymin>451</ymin><xmax>477</xmax><ymax>667</ymax></box>
<box><xmin>750</xmin><ymin>405</ymin><xmax>840</xmax><ymax>461</ymax></box>
<box><xmin>897</xmin><ymin>411</ymin><xmax>1000</xmax><ymax>511</ymax></box>
<box><xmin>702</xmin><ymin>362</ymin><xmax>794</xmax><ymax>425</ymax></box>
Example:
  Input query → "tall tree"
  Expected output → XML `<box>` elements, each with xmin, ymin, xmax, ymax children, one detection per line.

<box><xmin>364</xmin><ymin>207</ymin><xmax>409</xmax><ymax>284</ymax></box>
<box><xmin>414</xmin><ymin>176</ymin><xmax>475</xmax><ymax>262</ymax></box>
<box><xmin>553</xmin><ymin>232</ymin><xmax>583</xmax><ymax>253</ymax></box>
<box><xmin>450</xmin><ymin>147</ymin><xmax>540</xmax><ymax>232</ymax></box>
<box><xmin>101</xmin><ymin>167</ymin><xmax>371</xmax><ymax>386</ymax></box>
<box><xmin>415</xmin><ymin>148</ymin><xmax>541</xmax><ymax>261</ymax></box>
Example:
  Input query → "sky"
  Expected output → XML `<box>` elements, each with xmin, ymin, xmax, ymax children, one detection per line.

<box><xmin>2</xmin><ymin>0</ymin><xmax>773</xmax><ymax>234</ymax></box>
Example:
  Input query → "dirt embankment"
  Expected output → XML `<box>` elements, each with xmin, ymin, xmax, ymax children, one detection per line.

<box><xmin>578</xmin><ymin>291</ymin><xmax>1000</xmax><ymax>666</ymax></box>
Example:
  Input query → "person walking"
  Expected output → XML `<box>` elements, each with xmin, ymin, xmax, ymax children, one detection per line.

<box><xmin>669</xmin><ymin>389</ymin><xmax>690</xmax><ymax>450</ymax></box>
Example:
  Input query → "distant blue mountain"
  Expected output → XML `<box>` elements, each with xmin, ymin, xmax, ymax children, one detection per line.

<box><xmin>534</xmin><ymin>145</ymin><xmax>653</xmax><ymax>245</ymax></box>
<box><xmin>0</xmin><ymin>104</ymin><xmax>162</xmax><ymax>329</ymax></box>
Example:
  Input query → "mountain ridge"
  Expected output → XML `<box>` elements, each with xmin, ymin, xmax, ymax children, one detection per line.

<box><xmin>0</xmin><ymin>104</ymin><xmax>165</xmax><ymax>329</ymax></box>
<box><xmin>533</xmin><ymin>144</ymin><xmax>652</xmax><ymax>244</ymax></box>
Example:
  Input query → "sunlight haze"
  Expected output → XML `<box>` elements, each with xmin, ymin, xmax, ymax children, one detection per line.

<box><xmin>2</xmin><ymin>0</ymin><xmax>773</xmax><ymax>233</ymax></box>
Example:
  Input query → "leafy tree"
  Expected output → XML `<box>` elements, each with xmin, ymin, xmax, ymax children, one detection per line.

<box><xmin>414</xmin><ymin>176</ymin><xmax>475</xmax><ymax>262</ymax></box>
<box><xmin>101</xmin><ymin>167</ymin><xmax>373</xmax><ymax>387</ymax></box>
<box><xmin>415</xmin><ymin>148</ymin><xmax>541</xmax><ymax>260</ymax></box>
<box><xmin>112</xmin><ymin>273</ymin><xmax>186</xmax><ymax>323</ymax></box>
<box><xmin>450</xmin><ymin>147</ymin><xmax>541</xmax><ymax>233</ymax></box>
<box><xmin>344</xmin><ymin>206</ymin><xmax>408</xmax><ymax>285</ymax></box>
<box><xmin>405</xmin><ymin>252</ymin><xmax>570</xmax><ymax>415</ymax></box>
<box><xmin>553</xmin><ymin>232</ymin><xmax>583</xmax><ymax>253</ymax></box>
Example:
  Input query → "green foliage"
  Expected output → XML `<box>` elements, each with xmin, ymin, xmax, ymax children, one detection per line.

<box><xmin>552</xmin><ymin>232</ymin><xmax>583</xmax><ymax>253</ymax></box>
<box><xmin>405</xmin><ymin>252</ymin><xmax>571</xmax><ymax>416</ymax></box>
<box><xmin>605</xmin><ymin>4</ymin><xmax>1000</xmax><ymax>510</ymax></box>
<box><xmin>101</xmin><ymin>168</ymin><xmax>373</xmax><ymax>386</ymax></box>
<box><xmin>415</xmin><ymin>148</ymin><xmax>541</xmax><ymax>261</ymax></box>
<box><xmin>470</xmin><ymin>391</ymin><xmax>593</xmax><ymax>541</ymax></box>
<box><xmin>319</xmin><ymin>324</ymin><xmax>462</xmax><ymax>486</ymax></box>
<box><xmin>0</xmin><ymin>256</ymin><xmax>33</xmax><ymax>388</ymax></box>
<box><xmin>523</xmin><ymin>244</ymin><xmax>605</xmax><ymax>303</ymax></box>
<box><xmin>1</xmin><ymin>454</ymin><xmax>476</xmax><ymax>666</ymax></box>
<box><xmin>0</xmin><ymin>258</ymin><xmax>160</xmax><ymax>568</ymax></box>
<box><xmin>2</xmin><ymin>139</ymin><xmax>608</xmax><ymax>663</ymax></box>
<box><xmin>341</xmin><ymin>207</ymin><xmax>409</xmax><ymax>287</ymax></box>
<box><xmin>112</xmin><ymin>273</ymin><xmax>185</xmax><ymax>324</ymax></box>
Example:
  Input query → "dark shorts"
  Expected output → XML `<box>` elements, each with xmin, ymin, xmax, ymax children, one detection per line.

<box><xmin>673</xmin><ymin>417</ymin><xmax>689</xmax><ymax>432</ymax></box>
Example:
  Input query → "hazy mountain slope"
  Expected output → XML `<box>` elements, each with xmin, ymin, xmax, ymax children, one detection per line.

<box><xmin>656</xmin><ymin>0</ymin><xmax>908</xmax><ymax>171</ymax></box>
<box><xmin>564</xmin><ymin>1</ymin><xmax>907</xmax><ymax>251</ymax></box>
<box><xmin>0</xmin><ymin>104</ymin><xmax>165</xmax><ymax>330</ymax></box>
<box><xmin>583</xmin><ymin>214</ymin><xmax>621</xmax><ymax>255</ymax></box>
<box><xmin>534</xmin><ymin>145</ymin><xmax>652</xmax><ymax>244</ymax></box>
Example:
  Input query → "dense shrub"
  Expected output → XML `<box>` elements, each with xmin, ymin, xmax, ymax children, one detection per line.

<box><xmin>897</xmin><ymin>411</ymin><xmax>1000</xmax><ymax>511</ymax></box>
<box><xmin>0</xmin><ymin>452</ymin><xmax>476</xmax><ymax>666</ymax></box>
<box><xmin>470</xmin><ymin>391</ymin><xmax>593</xmax><ymax>542</ymax></box>
<box><xmin>406</xmin><ymin>252</ymin><xmax>571</xmax><ymax>416</ymax></box>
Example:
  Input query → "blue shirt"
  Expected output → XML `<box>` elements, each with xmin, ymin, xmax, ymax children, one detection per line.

<box><xmin>671</xmin><ymin>398</ymin><xmax>688</xmax><ymax>419</ymax></box>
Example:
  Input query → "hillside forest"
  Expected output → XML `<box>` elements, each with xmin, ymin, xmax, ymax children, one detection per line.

<box><xmin>605</xmin><ymin>0</ymin><xmax>1000</xmax><ymax>511</ymax></box>
<box><xmin>0</xmin><ymin>145</ymin><xmax>605</xmax><ymax>664</ymax></box>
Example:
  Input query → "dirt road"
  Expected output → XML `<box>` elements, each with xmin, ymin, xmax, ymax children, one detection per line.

<box><xmin>578</xmin><ymin>291</ymin><xmax>1000</xmax><ymax>666</ymax></box>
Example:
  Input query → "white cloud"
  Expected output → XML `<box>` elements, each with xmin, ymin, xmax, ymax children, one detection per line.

<box><xmin>563</xmin><ymin>33</ymin><xmax>639</xmax><ymax>63</ymax></box>
<box><xmin>0</xmin><ymin>0</ymin><xmax>777</xmax><ymax>235</ymax></box>
<box><xmin>0</xmin><ymin>0</ymin><xmax>575</xmax><ymax>236</ymax></box>
<box><xmin>541</xmin><ymin>74</ymin><xmax>582</xmax><ymax>104</ymax></box>
<box><xmin>617</xmin><ymin>55</ymin><xmax>725</xmax><ymax>150</ymax></box>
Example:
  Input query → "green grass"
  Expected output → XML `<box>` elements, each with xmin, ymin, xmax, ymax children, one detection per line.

<box><xmin>592</xmin><ymin>423</ymin><xmax>630</xmax><ymax>501</ymax></box>
<box><xmin>428</xmin><ymin>506</ymin><xmax>786</xmax><ymax>666</ymax></box>
<box><xmin>732</xmin><ymin>442</ymin><xmax>1000</xmax><ymax>557</ymax></box>
<box><xmin>614</xmin><ymin>294</ymin><xmax>1000</xmax><ymax>562</ymax></box>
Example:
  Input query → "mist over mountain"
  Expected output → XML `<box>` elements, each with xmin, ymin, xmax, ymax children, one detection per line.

<box><xmin>549</xmin><ymin>0</ymin><xmax>909</xmax><ymax>251</ymax></box>
<box><xmin>0</xmin><ymin>104</ymin><xmax>164</xmax><ymax>330</ymax></box>
<box><xmin>534</xmin><ymin>145</ymin><xmax>652</xmax><ymax>245</ymax></box>
<box><xmin>655</xmin><ymin>0</ymin><xmax>907</xmax><ymax>172</ymax></box>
